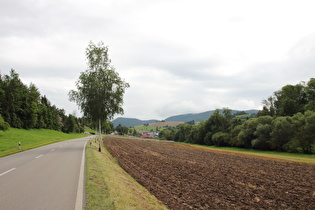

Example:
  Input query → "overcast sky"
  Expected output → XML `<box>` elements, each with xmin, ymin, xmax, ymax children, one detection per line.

<box><xmin>1</xmin><ymin>0</ymin><xmax>315</xmax><ymax>120</ymax></box>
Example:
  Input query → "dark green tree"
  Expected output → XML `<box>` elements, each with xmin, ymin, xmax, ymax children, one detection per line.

<box><xmin>252</xmin><ymin>123</ymin><xmax>272</xmax><ymax>150</ymax></box>
<box><xmin>229</xmin><ymin>124</ymin><xmax>243</xmax><ymax>147</ymax></box>
<box><xmin>0</xmin><ymin>73</ymin><xmax>4</xmax><ymax>115</ymax></box>
<box><xmin>203</xmin><ymin>108</ymin><xmax>232</xmax><ymax>145</ymax></box>
<box><xmin>212</xmin><ymin>132</ymin><xmax>230</xmax><ymax>146</ymax></box>
<box><xmin>116</xmin><ymin>124</ymin><xmax>129</xmax><ymax>135</ymax></box>
<box><xmin>63</xmin><ymin>114</ymin><xmax>78</xmax><ymax>133</ymax></box>
<box><xmin>258</xmin><ymin>96</ymin><xmax>276</xmax><ymax>116</ymax></box>
<box><xmin>274</xmin><ymin>84</ymin><xmax>306</xmax><ymax>116</ymax></box>
<box><xmin>102</xmin><ymin>120</ymin><xmax>114</xmax><ymax>134</ymax></box>
<box><xmin>270</xmin><ymin>116</ymin><xmax>294</xmax><ymax>151</ymax></box>
<box><xmin>237</xmin><ymin>118</ymin><xmax>259</xmax><ymax>148</ymax></box>
<box><xmin>0</xmin><ymin>114</ymin><xmax>9</xmax><ymax>131</ymax></box>
<box><xmin>290</xmin><ymin>111</ymin><xmax>315</xmax><ymax>154</ymax></box>
<box><xmin>187</xmin><ymin>121</ymin><xmax>205</xmax><ymax>144</ymax></box>
<box><xmin>1</xmin><ymin>69</ymin><xmax>27</xmax><ymax>128</ymax></box>
<box><xmin>69</xmin><ymin>41</ymin><xmax>130</xmax><ymax>150</ymax></box>
<box><xmin>21</xmin><ymin>83</ymin><xmax>40</xmax><ymax>129</ymax></box>
<box><xmin>304</xmin><ymin>78</ymin><xmax>315</xmax><ymax>111</ymax></box>
<box><xmin>174</xmin><ymin>123</ymin><xmax>192</xmax><ymax>142</ymax></box>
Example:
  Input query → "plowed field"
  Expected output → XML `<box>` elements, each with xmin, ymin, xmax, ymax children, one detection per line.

<box><xmin>104</xmin><ymin>137</ymin><xmax>315</xmax><ymax>209</ymax></box>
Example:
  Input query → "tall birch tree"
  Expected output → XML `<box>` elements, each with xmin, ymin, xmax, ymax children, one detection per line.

<box><xmin>69</xmin><ymin>41</ymin><xmax>129</xmax><ymax>151</ymax></box>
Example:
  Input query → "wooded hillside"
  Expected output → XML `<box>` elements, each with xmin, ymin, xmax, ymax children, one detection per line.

<box><xmin>0</xmin><ymin>69</ymin><xmax>83</xmax><ymax>133</ymax></box>
<box><xmin>159</xmin><ymin>78</ymin><xmax>315</xmax><ymax>154</ymax></box>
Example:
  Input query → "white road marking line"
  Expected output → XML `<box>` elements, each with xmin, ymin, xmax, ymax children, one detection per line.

<box><xmin>51</xmin><ymin>149</ymin><xmax>55</xmax><ymax>151</ymax></box>
<box><xmin>0</xmin><ymin>168</ymin><xmax>16</xmax><ymax>177</ymax></box>
<box><xmin>75</xmin><ymin>141</ymin><xmax>87</xmax><ymax>210</ymax></box>
<box><xmin>59</xmin><ymin>145</ymin><xmax>63</xmax><ymax>147</ymax></box>
<box><xmin>35</xmin><ymin>154</ymin><xmax>44</xmax><ymax>159</ymax></box>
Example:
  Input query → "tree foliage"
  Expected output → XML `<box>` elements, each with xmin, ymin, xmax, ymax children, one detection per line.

<box><xmin>0</xmin><ymin>69</ymin><xmax>83</xmax><ymax>133</ymax></box>
<box><xmin>116</xmin><ymin>124</ymin><xmax>130</xmax><ymax>135</ymax></box>
<box><xmin>0</xmin><ymin>114</ymin><xmax>9</xmax><ymax>131</ymax></box>
<box><xmin>69</xmin><ymin>41</ymin><xmax>130</xmax><ymax>127</ymax></box>
<box><xmin>259</xmin><ymin>78</ymin><xmax>315</xmax><ymax>116</ymax></box>
<box><xmin>158</xmin><ymin>78</ymin><xmax>315</xmax><ymax>154</ymax></box>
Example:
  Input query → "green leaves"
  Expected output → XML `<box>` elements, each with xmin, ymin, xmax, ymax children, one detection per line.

<box><xmin>261</xmin><ymin>78</ymin><xmax>315</xmax><ymax>116</ymax></box>
<box><xmin>0</xmin><ymin>114</ymin><xmax>9</xmax><ymax>131</ymax></box>
<box><xmin>0</xmin><ymin>69</ymin><xmax>79</xmax><ymax>132</ymax></box>
<box><xmin>69</xmin><ymin>41</ymin><xmax>130</xmax><ymax>125</ymax></box>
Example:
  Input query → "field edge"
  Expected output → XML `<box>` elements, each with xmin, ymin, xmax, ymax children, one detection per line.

<box><xmin>85</xmin><ymin>137</ymin><xmax>167</xmax><ymax>210</ymax></box>
<box><xmin>186</xmin><ymin>144</ymin><xmax>315</xmax><ymax>164</ymax></box>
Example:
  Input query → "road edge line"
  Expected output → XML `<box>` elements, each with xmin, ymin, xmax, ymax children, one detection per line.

<box><xmin>75</xmin><ymin>140</ymin><xmax>87</xmax><ymax>210</ymax></box>
<box><xmin>0</xmin><ymin>168</ymin><xmax>16</xmax><ymax>177</ymax></box>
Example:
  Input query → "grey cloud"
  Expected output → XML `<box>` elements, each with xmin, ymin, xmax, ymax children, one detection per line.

<box><xmin>118</xmin><ymin>39</ymin><xmax>220</xmax><ymax>81</ymax></box>
<box><xmin>0</xmin><ymin>0</ymin><xmax>115</xmax><ymax>39</ymax></box>
<box><xmin>1</xmin><ymin>0</ymin><xmax>315</xmax><ymax>119</ymax></box>
<box><xmin>247</xmin><ymin>34</ymin><xmax>315</xmax><ymax>86</ymax></box>
<box><xmin>158</xmin><ymin>60</ymin><xmax>219</xmax><ymax>81</ymax></box>
<box><xmin>231</xmin><ymin>34</ymin><xmax>315</xmax><ymax>103</ymax></box>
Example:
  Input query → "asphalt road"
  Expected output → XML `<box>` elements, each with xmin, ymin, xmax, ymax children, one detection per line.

<box><xmin>0</xmin><ymin>136</ymin><xmax>93</xmax><ymax>210</ymax></box>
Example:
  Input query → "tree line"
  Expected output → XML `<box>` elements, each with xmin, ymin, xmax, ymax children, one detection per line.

<box><xmin>0</xmin><ymin>69</ymin><xmax>83</xmax><ymax>133</ymax></box>
<box><xmin>159</xmin><ymin>78</ymin><xmax>315</xmax><ymax>154</ymax></box>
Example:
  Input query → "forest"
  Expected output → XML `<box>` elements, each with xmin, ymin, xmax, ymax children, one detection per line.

<box><xmin>0</xmin><ymin>69</ymin><xmax>84</xmax><ymax>133</ymax></box>
<box><xmin>159</xmin><ymin>78</ymin><xmax>315</xmax><ymax>154</ymax></box>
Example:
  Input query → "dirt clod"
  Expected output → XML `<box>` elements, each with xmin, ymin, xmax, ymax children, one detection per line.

<box><xmin>104</xmin><ymin>138</ymin><xmax>315</xmax><ymax>209</ymax></box>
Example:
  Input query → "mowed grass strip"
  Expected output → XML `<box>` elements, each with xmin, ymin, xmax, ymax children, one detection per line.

<box><xmin>187</xmin><ymin>144</ymin><xmax>315</xmax><ymax>164</ymax></box>
<box><xmin>85</xmin><ymin>138</ymin><xmax>167</xmax><ymax>210</ymax></box>
<box><xmin>0</xmin><ymin>128</ymin><xmax>88</xmax><ymax>157</ymax></box>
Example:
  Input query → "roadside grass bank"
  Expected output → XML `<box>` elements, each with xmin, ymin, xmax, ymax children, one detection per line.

<box><xmin>187</xmin><ymin>144</ymin><xmax>315</xmax><ymax>164</ymax></box>
<box><xmin>0</xmin><ymin>128</ymin><xmax>89</xmax><ymax>157</ymax></box>
<box><xmin>85</xmin><ymin>137</ymin><xmax>167</xmax><ymax>210</ymax></box>
<box><xmin>84</xmin><ymin>126</ymin><xmax>98</xmax><ymax>134</ymax></box>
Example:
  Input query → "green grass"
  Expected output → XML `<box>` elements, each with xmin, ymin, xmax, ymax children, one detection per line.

<box><xmin>84</xmin><ymin>126</ymin><xmax>98</xmax><ymax>134</ymax></box>
<box><xmin>134</xmin><ymin>126</ymin><xmax>162</xmax><ymax>132</ymax></box>
<box><xmin>187</xmin><ymin>144</ymin><xmax>315</xmax><ymax>164</ymax></box>
<box><xmin>0</xmin><ymin>128</ymin><xmax>89</xmax><ymax>157</ymax></box>
<box><xmin>85</xmin><ymin>137</ymin><xmax>167</xmax><ymax>210</ymax></box>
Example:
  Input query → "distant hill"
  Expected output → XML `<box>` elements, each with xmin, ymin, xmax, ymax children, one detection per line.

<box><xmin>148</xmin><ymin>122</ymin><xmax>184</xmax><ymax>127</ymax></box>
<box><xmin>164</xmin><ymin>111</ymin><xmax>215</xmax><ymax>122</ymax></box>
<box><xmin>112</xmin><ymin>109</ymin><xmax>259</xmax><ymax>127</ymax></box>
<box><xmin>112</xmin><ymin>117</ymin><xmax>157</xmax><ymax>128</ymax></box>
<box><xmin>165</xmin><ymin>109</ymin><xmax>259</xmax><ymax>122</ymax></box>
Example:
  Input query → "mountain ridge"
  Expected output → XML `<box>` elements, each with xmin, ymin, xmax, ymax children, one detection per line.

<box><xmin>112</xmin><ymin>109</ymin><xmax>259</xmax><ymax>127</ymax></box>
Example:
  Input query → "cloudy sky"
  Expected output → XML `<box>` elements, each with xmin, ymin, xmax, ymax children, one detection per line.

<box><xmin>1</xmin><ymin>0</ymin><xmax>315</xmax><ymax>120</ymax></box>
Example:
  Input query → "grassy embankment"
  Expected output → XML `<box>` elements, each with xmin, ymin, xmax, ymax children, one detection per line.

<box><xmin>85</xmin><ymin>136</ymin><xmax>167</xmax><ymax>210</ymax></box>
<box><xmin>0</xmin><ymin>128</ymin><xmax>89</xmax><ymax>157</ymax></box>
<box><xmin>133</xmin><ymin>122</ymin><xmax>183</xmax><ymax>132</ymax></box>
<box><xmin>189</xmin><ymin>144</ymin><xmax>315</xmax><ymax>164</ymax></box>
<box><xmin>133</xmin><ymin>125</ymin><xmax>159</xmax><ymax>132</ymax></box>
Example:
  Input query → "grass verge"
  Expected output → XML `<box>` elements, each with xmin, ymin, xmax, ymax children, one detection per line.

<box><xmin>85</xmin><ymin>137</ymin><xmax>167</xmax><ymax>210</ymax></box>
<box><xmin>0</xmin><ymin>128</ymin><xmax>89</xmax><ymax>157</ymax></box>
<box><xmin>187</xmin><ymin>144</ymin><xmax>315</xmax><ymax>164</ymax></box>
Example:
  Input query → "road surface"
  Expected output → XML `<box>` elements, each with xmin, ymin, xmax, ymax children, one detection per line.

<box><xmin>0</xmin><ymin>136</ymin><xmax>93</xmax><ymax>210</ymax></box>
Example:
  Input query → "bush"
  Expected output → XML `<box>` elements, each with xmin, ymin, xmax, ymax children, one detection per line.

<box><xmin>0</xmin><ymin>114</ymin><xmax>9</xmax><ymax>131</ymax></box>
<box><xmin>212</xmin><ymin>132</ymin><xmax>230</xmax><ymax>147</ymax></box>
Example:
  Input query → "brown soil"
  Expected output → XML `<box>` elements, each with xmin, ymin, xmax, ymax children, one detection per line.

<box><xmin>104</xmin><ymin>137</ymin><xmax>315</xmax><ymax>209</ymax></box>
